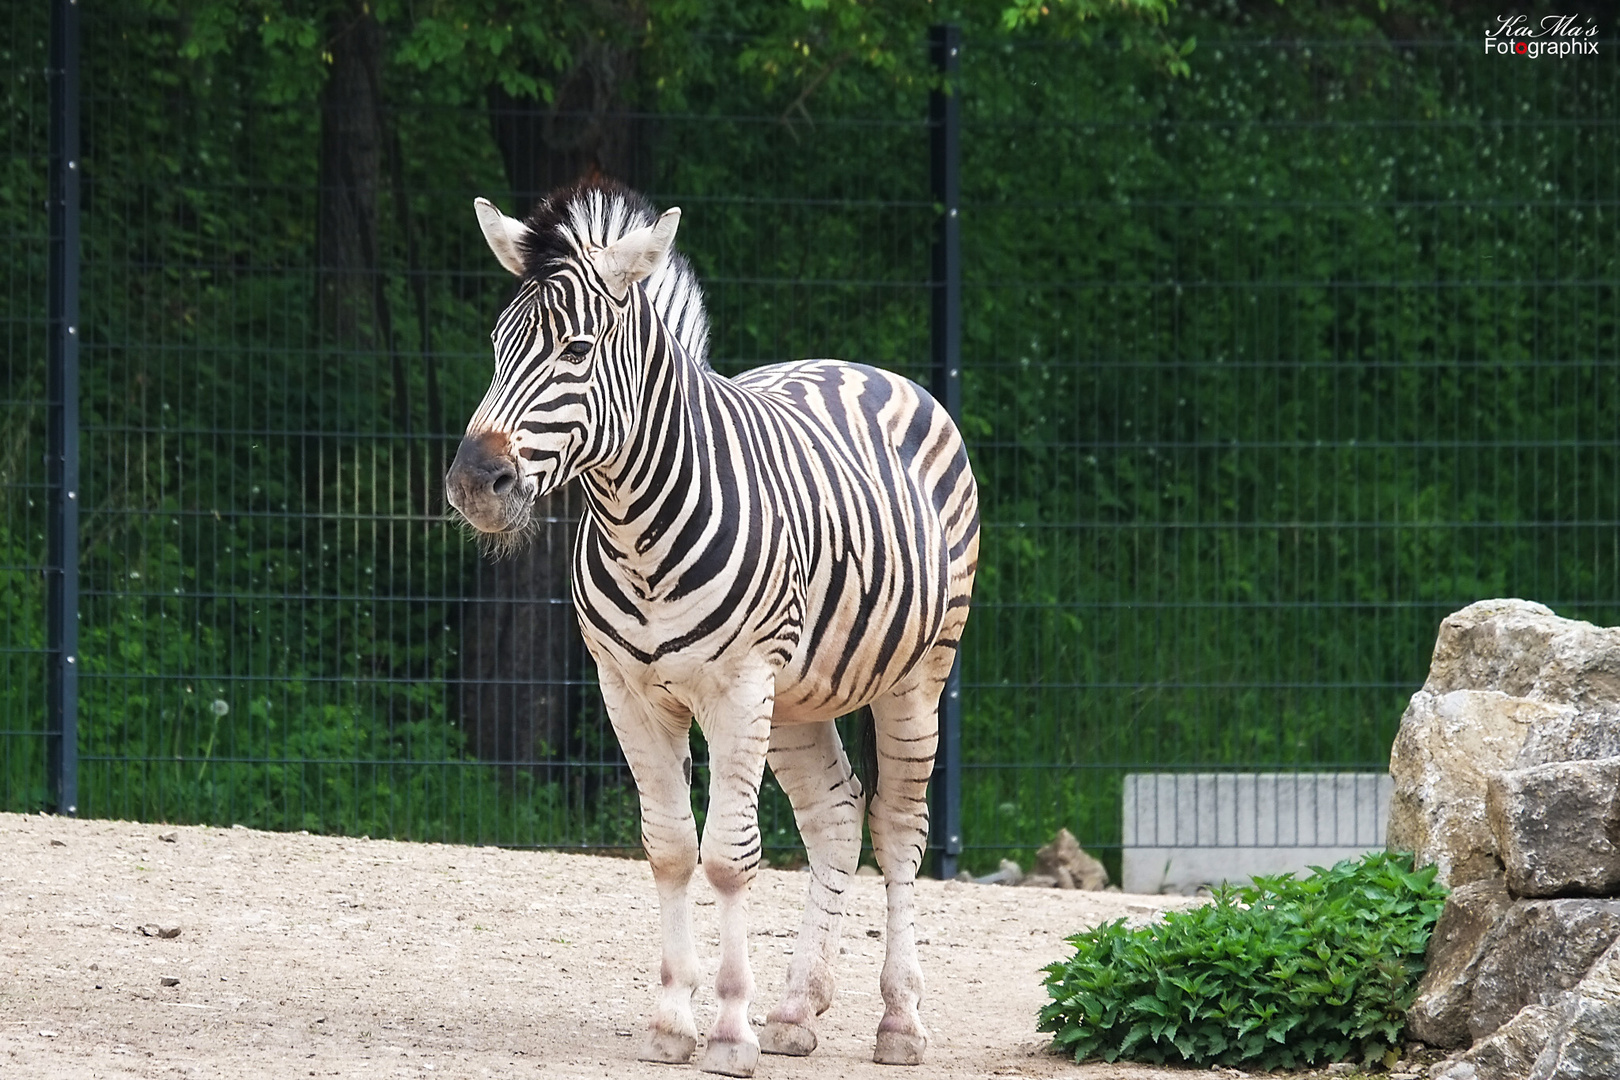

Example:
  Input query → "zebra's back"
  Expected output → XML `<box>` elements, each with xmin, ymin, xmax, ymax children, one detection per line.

<box><xmin>726</xmin><ymin>359</ymin><xmax>979</xmax><ymax>722</ymax></box>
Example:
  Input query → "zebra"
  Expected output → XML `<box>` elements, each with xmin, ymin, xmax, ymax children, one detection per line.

<box><xmin>445</xmin><ymin>179</ymin><xmax>978</xmax><ymax>1077</ymax></box>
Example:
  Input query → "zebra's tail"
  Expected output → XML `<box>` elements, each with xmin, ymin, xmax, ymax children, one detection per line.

<box><xmin>853</xmin><ymin>704</ymin><xmax>879</xmax><ymax>804</ymax></box>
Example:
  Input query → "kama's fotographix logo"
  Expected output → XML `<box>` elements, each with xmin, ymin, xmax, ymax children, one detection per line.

<box><xmin>1486</xmin><ymin>14</ymin><xmax>1600</xmax><ymax>57</ymax></box>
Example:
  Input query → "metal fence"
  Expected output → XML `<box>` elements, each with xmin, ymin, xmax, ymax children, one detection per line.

<box><xmin>4</xmin><ymin>3</ymin><xmax>1617</xmax><ymax>877</ymax></box>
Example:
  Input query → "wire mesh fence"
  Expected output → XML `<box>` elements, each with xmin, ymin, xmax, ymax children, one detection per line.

<box><xmin>953</xmin><ymin>34</ymin><xmax>1620</xmax><ymax>872</ymax></box>
<box><xmin>3</xmin><ymin>5</ymin><xmax>1616</xmax><ymax>876</ymax></box>
<box><xmin>1</xmin><ymin>3</ymin><xmax>54</xmax><ymax>814</ymax></box>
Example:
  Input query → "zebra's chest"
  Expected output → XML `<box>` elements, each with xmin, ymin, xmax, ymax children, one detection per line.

<box><xmin>576</xmin><ymin>600</ymin><xmax>802</xmax><ymax>726</ymax></box>
<box><xmin>572</xmin><ymin>516</ymin><xmax>807</xmax><ymax>678</ymax></box>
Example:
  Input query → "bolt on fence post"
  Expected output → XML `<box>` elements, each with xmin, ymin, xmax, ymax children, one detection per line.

<box><xmin>928</xmin><ymin>22</ymin><xmax>962</xmax><ymax>881</ymax></box>
<box><xmin>47</xmin><ymin>0</ymin><xmax>81</xmax><ymax>817</ymax></box>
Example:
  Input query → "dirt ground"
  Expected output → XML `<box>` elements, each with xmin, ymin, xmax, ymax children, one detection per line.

<box><xmin>1</xmin><ymin>811</ymin><xmax>1234</xmax><ymax>1080</ymax></box>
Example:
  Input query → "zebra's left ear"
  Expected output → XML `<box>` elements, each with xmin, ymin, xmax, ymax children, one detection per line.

<box><xmin>592</xmin><ymin>207</ymin><xmax>681</xmax><ymax>300</ymax></box>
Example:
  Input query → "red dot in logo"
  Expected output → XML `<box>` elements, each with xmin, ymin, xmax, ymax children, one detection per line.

<box><xmin>1514</xmin><ymin>41</ymin><xmax>1527</xmax><ymax>54</ymax></box>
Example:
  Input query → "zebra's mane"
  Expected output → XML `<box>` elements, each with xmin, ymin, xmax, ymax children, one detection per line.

<box><xmin>519</xmin><ymin>178</ymin><xmax>711</xmax><ymax>368</ymax></box>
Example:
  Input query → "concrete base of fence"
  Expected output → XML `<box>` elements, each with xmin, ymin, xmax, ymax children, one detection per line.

<box><xmin>1122</xmin><ymin>772</ymin><xmax>1393</xmax><ymax>895</ymax></box>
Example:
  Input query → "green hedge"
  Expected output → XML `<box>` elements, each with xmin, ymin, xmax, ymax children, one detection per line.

<box><xmin>1040</xmin><ymin>851</ymin><xmax>1447</xmax><ymax>1069</ymax></box>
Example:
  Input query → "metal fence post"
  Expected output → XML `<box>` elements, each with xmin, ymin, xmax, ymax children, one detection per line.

<box><xmin>47</xmin><ymin>0</ymin><xmax>81</xmax><ymax>816</ymax></box>
<box><xmin>928</xmin><ymin>22</ymin><xmax>962</xmax><ymax>880</ymax></box>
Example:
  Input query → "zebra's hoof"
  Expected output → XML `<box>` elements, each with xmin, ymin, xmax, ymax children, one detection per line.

<box><xmin>873</xmin><ymin>1028</ymin><xmax>928</xmax><ymax>1066</ymax></box>
<box><xmin>759</xmin><ymin>1020</ymin><xmax>817</xmax><ymax>1056</ymax></box>
<box><xmin>640</xmin><ymin>1028</ymin><xmax>697</xmax><ymax>1064</ymax></box>
<box><xmin>698</xmin><ymin>1037</ymin><xmax>760</xmax><ymax>1077</ymax></box>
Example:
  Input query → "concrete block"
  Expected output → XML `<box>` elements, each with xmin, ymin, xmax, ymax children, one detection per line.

<box><xmin>1121</xmin><ymin>772</ymin><xmax>1392</xmax><ymax>894</ymax></box>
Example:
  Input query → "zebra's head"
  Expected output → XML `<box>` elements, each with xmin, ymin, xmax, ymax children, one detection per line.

<box><xmin>446</xmin><ymin>180</ymin><xmax>704</xmax><ymax>546</ymax></box>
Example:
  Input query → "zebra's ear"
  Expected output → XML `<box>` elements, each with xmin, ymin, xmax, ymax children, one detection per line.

<box><xmin>474</xmin><ymin>197</ymin><xmax>531</xmax><ymax>277</ymax></box>
<box><xmin>592</xmin><ymin>207</ymin><xmax>681</xmax><ymax>300</ymax></box>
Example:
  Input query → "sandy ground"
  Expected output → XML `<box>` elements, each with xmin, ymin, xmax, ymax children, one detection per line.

<box><xmin>0</xmin><ymin>812</ymin><xmax>1230</xmax><ymax>1080</ymax></box>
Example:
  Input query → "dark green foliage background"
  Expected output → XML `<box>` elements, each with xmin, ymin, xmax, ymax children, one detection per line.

<box><xmin>3</xmin><ymin>3</ymin><xmax>1616</xmax><ymax>871</ymax></box>
<box><xmin>955</xmin><ymin>20</ymin><xmax>1620</xmax><ymax>873</ymax></box>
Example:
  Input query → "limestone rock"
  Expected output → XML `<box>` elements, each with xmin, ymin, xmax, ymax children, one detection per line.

<box><xmin>1487</xmin><ymin>759</ymin><xmax>1620</xmax><ymax>898</ymax></box>
<box><xmin>1408</xmin><ymin>873</ymin><xmax>1515</xmax><ymax>1048</ymax></box>
<box><xmin>1515</xmin><ymin>708</ymin><xmax>1620</xmax><ymax>768</ymax></box>
<box><xmin>1467</xmin><ymin>899</ymin><xmax>1620</xmax><ymax>1042</ymax></box>
<box><xmin>1436</xmin><ymin>1002</ymin><xmax>1562</xmax><ymax>1080</ymax></box>
<box><xmin>1422</xmin><ymin>599</ymin><xmax>1620</xmax><ymax>708</ymax></box>
<box><xmin>1528</xmin><ymin>938</ymin><xmax>1620</xmax><ymax>1080</ymax></box>
<box><xmin>973</xmin><ymin>859</ymin><xmax>1022</xmax><ymax>886</ymax></box>
<box><xmin>1034</xmin><ymin>828</ymin><xmax>1109</xmax><ymax>891</ymax></box>
<box><xmin>1387</xmin><ymin>689</ymin><xmax>1569</xmax><ymax>886</ymax></box>
<box><xmin>1402</xmin><ymin>602</ymin><xmax>1620</xmax><ymax>1075</ymax></box>
<box><xmin>1018</xmin><ymin>873</ymin><xmax>1059</xmax><ymax>888</ymax></box>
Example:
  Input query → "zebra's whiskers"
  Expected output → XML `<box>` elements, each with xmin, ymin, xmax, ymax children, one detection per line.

<box><xmin>445</xmin><ymin>506</ymin><xmax>540</xmax><ymax>561</ymax></box>
<box><xmin>479</xmin><ymin>516</ymin><xmax>541</xmax><ymax>560</ymax></box>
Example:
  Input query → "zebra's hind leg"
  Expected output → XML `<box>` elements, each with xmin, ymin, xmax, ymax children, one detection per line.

<box><xmin>759</xmin><ymin>720</ymin><xmax>864</xmax><ymax>1056</ymax></box>
<box><xmin>867</xmin><ymin>680</ymin><xmax>943</xmax><ymax>1066</ymax></box>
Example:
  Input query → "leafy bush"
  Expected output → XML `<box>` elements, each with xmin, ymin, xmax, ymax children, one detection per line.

<box><xmin>1038</xmin><ymin>851</ymin><xmax>1447</xmax><ymax>1070</ymax></box>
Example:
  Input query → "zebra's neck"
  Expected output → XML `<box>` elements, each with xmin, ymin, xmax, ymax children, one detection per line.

<box><xmin>579</xmin><ymin>301</ymin><xmax>718</xmax><ymax>576</ymax></box>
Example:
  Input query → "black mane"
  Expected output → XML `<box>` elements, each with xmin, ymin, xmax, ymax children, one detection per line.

<box><xmin>515</xmin><ymin>177</ymin><xmax>711</xmax><ymax>366</ymax></box>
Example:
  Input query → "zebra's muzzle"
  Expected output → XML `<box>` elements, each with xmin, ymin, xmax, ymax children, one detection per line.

<box><xmin>445</xmin><ymin>430</ymin><xmax>533</xmax><ymax>534</ymax></box>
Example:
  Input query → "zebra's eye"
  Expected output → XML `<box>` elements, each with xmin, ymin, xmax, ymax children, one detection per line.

<box><xmin>563</xmin><ymin>339</ymin><xmax>593</xmax><ymax>357</ymax></box>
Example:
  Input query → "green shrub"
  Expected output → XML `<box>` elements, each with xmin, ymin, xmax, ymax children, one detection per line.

<box><xmin>1038</xmin><ymin>851</ymin><xmax>1447</xmax><ymax>1070</ymax></box>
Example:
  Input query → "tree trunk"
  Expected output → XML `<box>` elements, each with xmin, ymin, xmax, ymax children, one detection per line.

<box><xmin>458</xmin><ymin>484</ymin><xmax>584</xmax><ymax>770</ymax></box>
<box><xmin>458</xmin><ymin>44</ymin><xmax>651</xmax><ymax>771</ymax></box>
<box><xmin>486</xmin><ymin>41</ymin><xmax>650</xmax><ymax>217</ymax></box>
<box><xmin>315</xmin><ymin>3</ymin><xmax>385</xmax><ymax>350</ymax></box>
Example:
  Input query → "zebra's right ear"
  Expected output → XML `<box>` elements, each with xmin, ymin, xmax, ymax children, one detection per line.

<box><xmin>592</xmin><ymin>207</ymin><xmax>681</xmax><ymax>300</ymax></box>
<box><xmin>475</xmin><ymin>197</ymin><xmax>530</xmax><ymax>277</ymax></box>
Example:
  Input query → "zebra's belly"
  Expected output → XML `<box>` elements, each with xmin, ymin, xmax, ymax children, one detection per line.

<box><xmin>767</xmin><ymin>674</ymin><xmax>890</xmax><ymax>725</ymax></box>
<box><xmin>768</xmin><ymin>540</ymin><xmax>953</xmax><ymax>724</ymax></box>
<box><xmin>586</xmin><ymin>635</ymin><xmax>926</xmax><ymax>729</ymax></box>
<box><xmin>577</xmin><ymin>539</ymin><xmax>947</xmax><ymax>728</ymax></box>
<box><xmin>574</xmin><ymin>551</ymin><xmax>810</xmax><ymax>721</ymax></box>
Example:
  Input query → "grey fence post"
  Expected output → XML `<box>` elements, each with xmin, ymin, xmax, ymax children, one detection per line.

<box><xmin>47</xmin><ymin>0</ymin><xmax>81</xmax><ymax>816</ymax></box>
<box><xmin>928</xmin><ymin>22</ymin><xmax>962</xmax><ymax>880</ymax></box>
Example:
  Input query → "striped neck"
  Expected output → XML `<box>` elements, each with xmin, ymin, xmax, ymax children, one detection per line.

<box><xmin>579</xmin><ymin>295</ymin><xmax>715</xmax><ymax>568</ymax></box>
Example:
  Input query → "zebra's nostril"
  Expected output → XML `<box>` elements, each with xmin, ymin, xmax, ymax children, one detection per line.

<box><xmin>491</xmin><ymin>469</ymin><xmax>517</xmax><ymax>496</ymax></box>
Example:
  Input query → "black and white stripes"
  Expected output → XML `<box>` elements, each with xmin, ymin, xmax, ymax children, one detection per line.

<box><xmin>445</xmin><ymin>178</ymin><xmax>977</xmax><ymax>1076</ymax></box>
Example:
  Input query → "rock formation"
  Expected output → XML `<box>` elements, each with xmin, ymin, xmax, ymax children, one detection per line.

<box><xmin>1387</xmin><ymin>600</ymin><xmax>1620</xmax><ymax>1080</ymax></box>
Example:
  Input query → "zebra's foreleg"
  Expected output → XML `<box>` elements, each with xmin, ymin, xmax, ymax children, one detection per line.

<box><xmin>599</xmin><ymin>672</ymin><xmax>703</xmax><ymax>1065</ymax></box>
<box><xmin>758</xmin><ymin>720</ymin><xmax>863</xmax><ymax>1056</ymax></box>
<box><xmin>693</xmin><ymin>678</ymin><xmax>775</xmax><ymax>1078</ymax></box>
<box><xmin>867</xmin><ymin>685</ymin><xmax>941</xmax><ymax>1067</ymax></box>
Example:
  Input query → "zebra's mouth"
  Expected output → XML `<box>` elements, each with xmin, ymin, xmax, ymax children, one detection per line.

<box><xmin>449</xmin><ymin>492</ymin><xmax>538</xmax><ymax>560</ymax></box>
<box><xmin>464</xmin><ymin>500</ymin><xmax>532</xmax><ymax>535</ymax></box>
<box><xmin>450</xmin><ymin>480</ymin><xmax>536</xmax><ymax>534</ymax></box>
